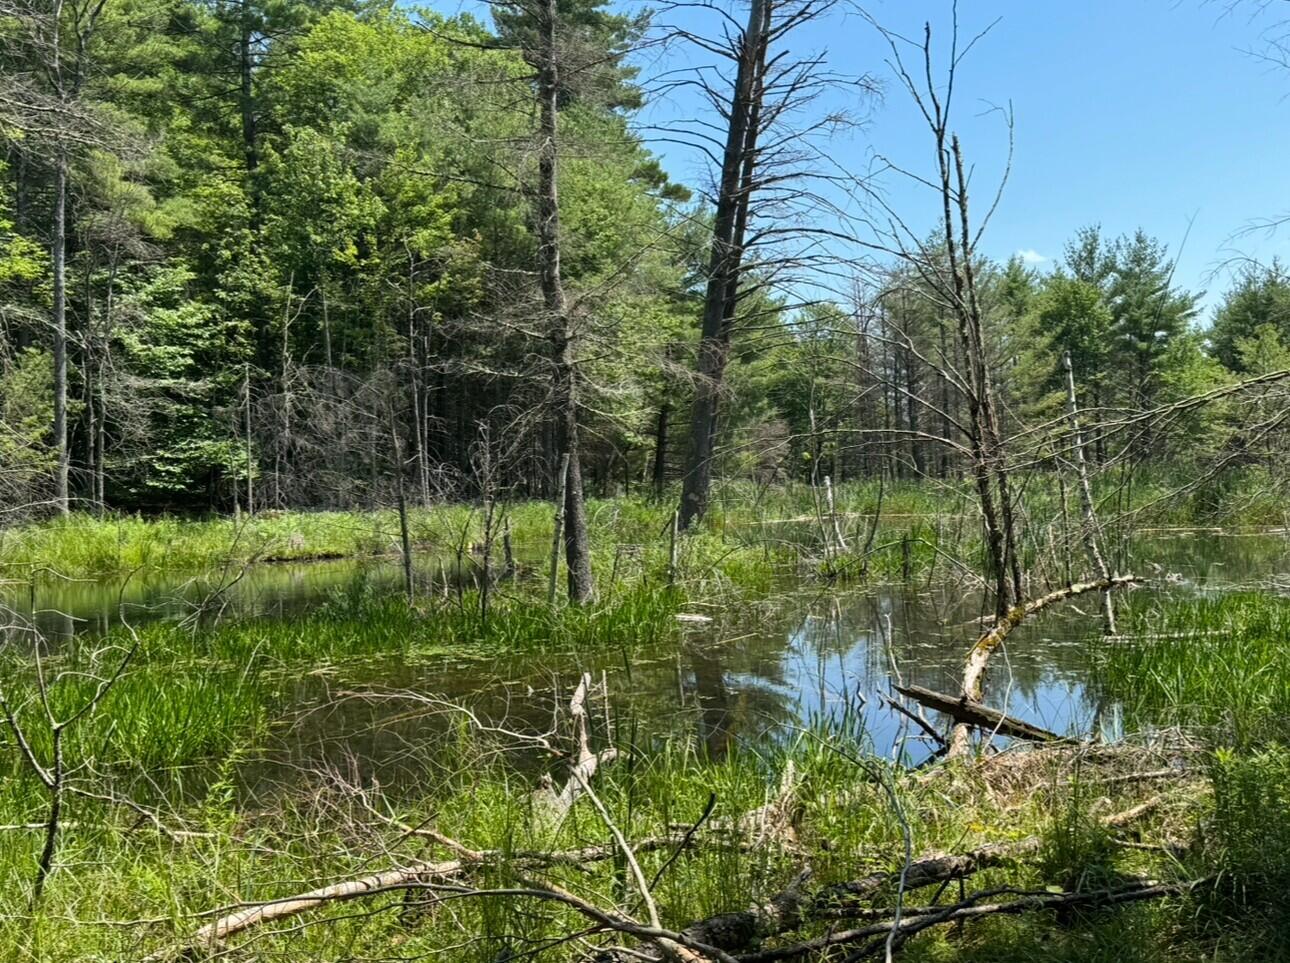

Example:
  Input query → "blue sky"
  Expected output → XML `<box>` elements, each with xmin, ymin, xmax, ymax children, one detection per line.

<box><xmin>430</xmin><ymin>0</ymin><xmax>1290</xmax><ymax>318</ymax></box>
<box><xmin>828</xmin><ymin>0</ymin><xmax>1290</xmax><ymax>319</ymax></box>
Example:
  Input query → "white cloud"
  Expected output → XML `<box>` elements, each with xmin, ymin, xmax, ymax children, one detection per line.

<box><xmin>1016</xmin><ymin>248</ymin><xmax>1048</xmax><ymax>265</ymax></box>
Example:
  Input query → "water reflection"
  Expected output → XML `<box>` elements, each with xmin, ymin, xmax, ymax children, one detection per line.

<box><xmin>2</xmin><ymin>531</ymin><xmax>1286</xmax><ymax>781</ymax></box>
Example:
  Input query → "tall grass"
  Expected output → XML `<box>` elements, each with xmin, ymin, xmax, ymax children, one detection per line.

<box><xmin>7</xmin><ymin>463</ymin><xmax>1282</xmax><ymax>584</ymax></box>
<box><xmin>1093</xmin><ymin>593</ymin><xmax>1290</xmax><ymax>747</ymax></box>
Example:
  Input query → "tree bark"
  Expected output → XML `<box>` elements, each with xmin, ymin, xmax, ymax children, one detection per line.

<box><xmin>536</xmin><ymin>0</ymin><xmax>594</xmax><ymax>602</ymax></box>
<box><xmin>52</xmin><ymin>153</ymin><xmax>69</xmax><ymax>514</ymax></box>
<box><xmin>391</xmin><ymin>417</ymin><xmax>414</xmax><ymax>604</ymax></box>
<box><xmin>1064</xmin><ymin>352</ymin><xmax>1116</xmax><ymax>634</ymax></box>
<box><xmin>678</xmin><ymin>0</ymin><xmax>770</xmax><ymax>530</ymax></box>
<box><xmin>548</xmin><ymin>452</ymin><xmax>569</xmax><ymax>605</ymax></box>
<box><xmin>652</xmin><ymin>398</ymin><xmax>669</xmax><ymax>497</ymax></box>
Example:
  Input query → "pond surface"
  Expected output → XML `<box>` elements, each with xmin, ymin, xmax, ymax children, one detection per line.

<box><xmin>3</xmin><ymin>530</ymin><xmax>1287</xmax><ymax>782</ymax></box>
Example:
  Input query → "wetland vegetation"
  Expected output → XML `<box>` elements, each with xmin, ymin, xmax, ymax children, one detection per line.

<box><xmin>5</xmin><ymin>0</ymin><xmax>1290</xmax><ymax>959</ymax></box>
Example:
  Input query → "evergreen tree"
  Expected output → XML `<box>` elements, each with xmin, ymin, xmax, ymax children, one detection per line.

<box><xmin>1210</xmin><ymin>261</ymin><xmax>1290</xmax><ymax>373</ymax></box>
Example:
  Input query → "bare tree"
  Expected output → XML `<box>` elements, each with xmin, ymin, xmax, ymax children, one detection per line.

<box><xmin>0</xmin><ymin>618</ymin><xmax>139</xmax><ymax>900</ymax></box>
<box><xmin>662</xmin><ymin>0</ymin><xmax>864</xmax><ymax>529</ymax></box>
<box><xmin>676</xmin><ymin>0</ymin><xmax>770</xmax><ymax>529</ymax></box>
<box><xmin>832</xmin><ymin>10</ymin><xmax>1023</xmax><ymax>616</ymax></box>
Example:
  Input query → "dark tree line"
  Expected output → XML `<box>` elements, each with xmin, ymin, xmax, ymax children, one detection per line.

<box><xmin>3</xmin><ymin>0</ymin><xmax>1289</xmax><ymax>589</ymax></box>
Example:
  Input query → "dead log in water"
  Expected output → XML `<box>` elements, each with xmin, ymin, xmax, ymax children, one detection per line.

<box><xmin>892</xmin><ymin>683</ymin><xmax>1070</xmax><ymax>745</ymax></box>
<box><xmin>948</xmin><ymin>575</ymin><xmax>1141</xmax><ymax>757</ymax></box>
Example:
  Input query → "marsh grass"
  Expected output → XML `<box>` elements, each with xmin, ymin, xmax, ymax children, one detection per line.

<box><xmin>1093</xmin><ymin>593</ymin><xmax>1290</xmax><ymax>747</ymax></box>
<box><xmin>8</xmin><ymin>464</ymin><xmax>1281</xmax><ymax>586</ymax></box>
<box><xmin>1184</xmin><ymin>745</ymin><xmax>1290</xmax><ymax>959</ymax></box>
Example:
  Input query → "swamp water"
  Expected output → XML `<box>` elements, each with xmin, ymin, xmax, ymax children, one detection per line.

<box><xmin>3</xmin><ymin>531</ymin><xmax>1287</xmax><ymax>790</ymax></box>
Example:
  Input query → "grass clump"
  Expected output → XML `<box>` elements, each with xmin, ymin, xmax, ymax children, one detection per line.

<box><xmin>1186</xmin><ymin>745</ymin><xmax>1290</xmax><ymax>960</ymax></box>
<box><xmin>1093</xmin><ymin>593</ymin><xmax>1290</xmax><ymax>747</ymax></box>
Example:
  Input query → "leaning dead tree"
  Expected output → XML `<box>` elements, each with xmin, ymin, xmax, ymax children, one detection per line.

<box><xmin>668</xmin><ymin>0</ymin><xmax>859</xmax><ymax>529</ymax></box>
<box><xmin>1062</xmin><ymin>351</ymin><xmax>1118</xmax><ymax>634</ymax></box>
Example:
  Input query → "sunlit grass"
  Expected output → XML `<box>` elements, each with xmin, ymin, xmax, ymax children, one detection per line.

<box><xmin>1093</xmin><ymin>593</ymin><xmax>1290</xmax><ymax>748</ymax></box>
<box><xmin>5</xmin><ymin>465</ymin><xmax>1283</xmax><ymax>584</ymax></box>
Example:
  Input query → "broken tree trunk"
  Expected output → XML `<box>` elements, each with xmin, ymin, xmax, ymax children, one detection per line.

<box><xmin>893</xmin><ymin>683</ymin><xmax>1068</xmax><ymax>745</ymax></box>
<box><xmin>949</xmin><ymin>575</ymin><xmax>1139</xmax><ymax>757</ymax></box>
<box><xmin>532</xmin><ymin>672</ymin><xmax>619</xmax><ymax>824</ymax></box>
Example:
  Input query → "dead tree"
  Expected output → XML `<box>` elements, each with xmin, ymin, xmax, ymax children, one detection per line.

<box><xmin>844</xmin><ymin>11</ymin><xmax>1024</xmax><ymax>616</ymax></box>
<box><xmin>677</xmin><ymin>0</ymin><xmax>770</xmax><ymax>530</ymax></box>
<box><xmin>1063</xmin><ymin>352</ymin><xmax>1117</xmax><ymax>634</ymax></box>
<box><xmin>669</xmin><ymin>0</ymin><xmax>859</xmax><ymax>529</ymax></box>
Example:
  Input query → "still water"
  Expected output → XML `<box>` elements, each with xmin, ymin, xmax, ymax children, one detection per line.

<box><xmin>3</xmin><ymin>530</ymin><xmax>1287</xmax><ymax>779</ymax></box>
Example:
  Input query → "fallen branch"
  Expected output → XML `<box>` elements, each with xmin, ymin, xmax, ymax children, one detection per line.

<box><xmin>533</xmin><ymin>673</ymin><xmax>620</xmax><ymax>825</ymax></box>
<box><xmin>741</xmin><ymin>877</ymin><xmax>1208</xmax><ymax>962</ymax></box>
<box><xmin>949</xmin><ymin>575</ymin><xmax>1140</xmax><ymax>757</ymax></box>
<box><xmin>149</xmin><ymin>857</ymin><xmax>468</xmax><ymax>960</ymax></box>
<box><xmin>880</xmin><ymin>693</ymin><xmax>946</xmax><ymax>748</ymax></box>
<box><xmin>893</xmin><ymin>683</ymin><xmax>1069</xmax><ymax>745</ymax></box>
<box><xmin>671</xmin><ymin>790</ymin><xmax>1171</xmax><ymax>956</ymax></box>
<box><xmin>151</xmin><ymin>785</ymin><xmax>1182</xmax><ymax>963</ymax></box>
<box><xmin>676</xmin><ymin>837</ymin><xmax>1041</xmax><ymax>953</ymax></box>
<box><xmin>156</xmin><ymin>676</ymin><xmax>618</xmax><ymax>960</ymax></box>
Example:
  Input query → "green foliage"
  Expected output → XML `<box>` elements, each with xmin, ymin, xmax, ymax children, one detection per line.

<box><xmin>1209</xmin><ymin>261</ymin><xmax>1290</xmax><ymax>373</ymax></box>
<box><xmin>1038</xmin><ymin>771</ymin><xmax>1121</xmax><ymax>893</ymax></box>
<box><xmin>0</xmin><ymin>347</ymin><xmax>55</xmax><ymax>485</ymax></box>
<box><xmin>108</xmin><ymin>264</ymin><xmax>249</xmax><ymax>504</ymax></box>
<box><xmin>0</xmin><ymin>166</ymin><xmax>45</xmax><ymax>293</ymax></box>
<box><xmin>1196</xmin><ymin>746</ymin><xmax>1290</xmax><ymax>958</ymax></box>
<box><xmin>1032</xmin><ymin>274</ymin><xmax>1113</xmax><ymax>394</ymax></box>
<box><xmin>1094</xmin><ymin>593</ymin><xmax>1290</xmax><ymax>748</ymax></box>
<box><xmin>492</xmin><ymin>0</ymin><xmax>648</xmax><ymax>110</ymax></box>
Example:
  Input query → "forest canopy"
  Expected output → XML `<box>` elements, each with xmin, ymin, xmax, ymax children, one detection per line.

<box><xmin>0</xmin><ymin>0</ymin><xmax>1285</xmax><ymax>520</ymax></box>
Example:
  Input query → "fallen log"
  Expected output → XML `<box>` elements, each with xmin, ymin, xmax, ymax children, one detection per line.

<box><xmin>739</xmin><ymin>877</ymin><xmax>1209</xmax><ymax>962</ymax></box>
<box><xmin>892</xmin><ymin>683</ymin><xmax>1070</xmax><ymax>745</ymax></box>
<box><xmin>678</xmin><ymin>837</ymin><xmax>1042</xmax><ymax>952</ymax></box>
<box><xmin>672</xmin><ymin>790</ymin><xmax>1171</xmax><ymax>956</ymax></box>
<box><xmin>949</xmin><ymin>575</ymin><xmax>1140</xmax><ymax>757</ymax></box>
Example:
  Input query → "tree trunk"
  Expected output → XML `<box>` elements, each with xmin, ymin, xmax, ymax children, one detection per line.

<box><xmin>52</xmin><ymin>154</ymin><xmax>69</xmax><ymax>514</ymax></box>
<box><xmin>652</xmin><ymin>399</ymin><xmax>669</xmax><ymax>497</ymax></box>
<box><xmin>678</xmin><ymin>0</ymin><xmax>769</xmax><ymax>530</ymax></box>
<box><xmin>391</xmin><ymin>417</ymin><xmax>414</xmax><ymax>604</ymax></box>
<box><xmin>1064</xmin><ymin>353</ymin><xmax>1116</xmax><ymax>634</ymax></box>
<box><xmin>243</xmin><ymin>364</ymin><xmax>254</xmax><ymax>514</ymax></box>
<box><xmin>548</xmin><ymin>452</ymin><xmax>569</xmax><ymax>605</ymax></box>
<box><xmin>536</xmin><ymin>0</ymin><xmax>594</xmax><ymax>603</ymax></box>
<box><xmin>936</xmin><ymin>133</ymin><xmax>1021</xmax><ymax>617</ymax></box>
